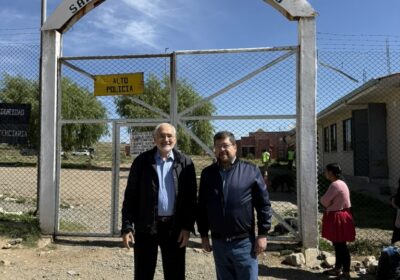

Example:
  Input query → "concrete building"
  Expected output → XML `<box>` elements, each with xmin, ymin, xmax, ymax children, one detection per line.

<box><xmin>317</xmin><ymin>73</ymin><xmax>400</xmax><ymax>193</ymax></box>
<box><xmin>236</xmin><ymin>129</ymin><xmax>293</xmax><ymax>161</ymax></box>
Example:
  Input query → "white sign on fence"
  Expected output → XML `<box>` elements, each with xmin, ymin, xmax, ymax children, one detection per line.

<box><xmin>130</xmin><ymin>131</ymin><xmax>154</xmax><ymax>155</ymax></box>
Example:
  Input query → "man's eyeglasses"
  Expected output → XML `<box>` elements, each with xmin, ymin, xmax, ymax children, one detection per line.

<box><xmin>215</xmin><ymin>144</ymin><xmax>233</xmax><ymax>150</ymax></box>
<box><xmin>157</xmin><ymin>133</ymin><xmax>175</xmax><ymax>140</ymax></box>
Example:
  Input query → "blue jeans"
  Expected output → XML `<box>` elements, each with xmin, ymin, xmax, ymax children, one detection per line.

<box><xmin>212</xmin><ymin>237</ymin><xmax>258</xmax><ymax>280</ymax></box>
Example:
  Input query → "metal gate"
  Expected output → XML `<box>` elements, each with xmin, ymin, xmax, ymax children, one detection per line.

<box><xmin>55</xmin><ymin>47</ymin><xmax>301</xmax><ymax>241</ymax></box>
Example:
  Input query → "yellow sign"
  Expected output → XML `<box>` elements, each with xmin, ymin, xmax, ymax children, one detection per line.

<box><xmin>94</xmin><ymin>72</ymin><xmax>144</xmax><ymax>96</ymax></box>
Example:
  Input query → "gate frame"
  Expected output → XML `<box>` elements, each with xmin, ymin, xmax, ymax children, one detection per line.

<box><xmin>57</xmin><ymin>47</ymin><xmax>299</xmax><ymax>239</ymax></box>
<box><xmin>39</xmin><ymin>0</ymin><xmax>317</xmax><ymax>248</ymax></box>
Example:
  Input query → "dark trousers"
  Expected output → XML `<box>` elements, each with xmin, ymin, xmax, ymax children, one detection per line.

<box><xmin>333</xmin><ymin>242</ymin><xmax>350</xmax><ymax>272</ymax></box>
<box><xmin>391</xmin><ymin>209</ymin><xmax>400</xmax><ymax>244</ymax></box>
<box><xmin>134</xmin><ymin>221</ymin><xmax>186</xmax><ymax>280</ymax></box>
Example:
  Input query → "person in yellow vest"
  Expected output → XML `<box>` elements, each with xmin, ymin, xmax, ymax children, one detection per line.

<box><xmin>261</xmin><ymin>149</ymin><xmax>270</xmax><ymax>168</ymax></box>
<box><xmin>287</xmin><ymin>148</ymin><xmax>295</xmax><ymax>170</ymax></box>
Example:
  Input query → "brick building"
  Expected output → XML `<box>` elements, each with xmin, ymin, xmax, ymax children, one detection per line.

<box><xmin>236</xmin><ymin>129</ymin><xmax>293</xmax><ymax>161</ymax></box>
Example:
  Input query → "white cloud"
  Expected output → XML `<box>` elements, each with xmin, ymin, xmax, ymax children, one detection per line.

<box><xmin>95</xmin><ymin>0</ymin><xmax>194</xmax><ymax>48</ymax></box>
<box><xmin>122</xmin><ymin>21</ymin><xmax>157</xmax><ymax>48</ymax></box>
<box><xmin>61</xmin><ymin>0</ymin><xmax>200</xmax><ymax>54</ymax></box>
<box><xmin>0</xmin><ymin>8</ymin><xmax>38</xmax><ymax>33</ymax></box>
<box><xmin>121</xmin><ymin>0</ymin><xmax>163</xmax><ymax>18</ymax></box>
<box><xmin>90</xmin><ymin>6</ymin><xmax>158</xmax><ymax>49</ymax></box>
<box><xmin>121</xmin><ymin>0</ymin><xmax>185</xmax><ymax>20</ymax></box>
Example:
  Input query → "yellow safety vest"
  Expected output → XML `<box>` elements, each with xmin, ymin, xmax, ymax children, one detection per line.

<box><xmin>262</xmin><ymin>151</ymin><xmax>270</xmax><ymax>163</ymax></box>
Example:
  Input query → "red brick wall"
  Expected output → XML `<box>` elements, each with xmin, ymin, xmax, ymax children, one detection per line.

<box><xmin>237</xmin><ymin>131</ymin><xmax>292</xmax><ymax>160</ymax></box>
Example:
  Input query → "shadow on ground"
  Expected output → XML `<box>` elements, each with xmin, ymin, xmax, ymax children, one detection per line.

<box><xmin>54</xmin><ymin>237</ymin><xmax>123</xmax><ymax>248</ymax></box>
<box><xmin>259</xmin><ymin>264</ymin><xmax>376</xmax><ymax>280</ymax></box>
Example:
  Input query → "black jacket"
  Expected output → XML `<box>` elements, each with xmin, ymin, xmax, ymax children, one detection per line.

<box><xmin>121</xmin><ymin>147</ymin><xmax>197</xmax><ymax>235</ymax></box>
<box><xmin>197</xmin><ymin>159</ymin><xmax>272</xmax><ymax>239</ymax></box>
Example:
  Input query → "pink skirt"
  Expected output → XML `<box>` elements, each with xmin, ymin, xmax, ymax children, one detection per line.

<box><xmin>322</xmin><ymin>208</ymin><xmax>356</xmax><ymax>242</ymax></box>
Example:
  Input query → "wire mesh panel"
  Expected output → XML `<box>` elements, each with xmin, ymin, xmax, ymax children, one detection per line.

<box><xmin>176</xmin><ymin>49</ymin><xmax>299</xmax><ymax>241</ymax></box>
<box><xmin>57</xmin><ymin>47</ymin><xmax>299</xmax><ymax>238</ymax></box>
<box><xmin>58</xmin><ymin>133</ymin><xmax>113</xmax><ymax>234</ymax></box>
<box><xmin>58</xmin><ymin>55</ymin><xmax>169</xmax><ymax>235</ymax></box>
<box><xmin>317</xmin><ymin>50</ymin><xmax>400</xmax><ymax>246</ymax></box>
<box><xmin>116</xmin><ymin>125</ymin><xmax>136</xmax><ymax>234</ymax></box>
<box><xmin>3</xmin><ymin>37</ymin><xmax>398</xmax><ymax>246</ymax></box>
<box><xmin>0</xmin><ymin>44</ymin><xmax>40</xmax><ymax>214</ymax></box>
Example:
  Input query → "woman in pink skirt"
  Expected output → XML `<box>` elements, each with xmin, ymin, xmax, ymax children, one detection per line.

<box><xmin>320</xmin><ymin>163</ymin><xmax>356</xmax><ymax>280</ymax></box>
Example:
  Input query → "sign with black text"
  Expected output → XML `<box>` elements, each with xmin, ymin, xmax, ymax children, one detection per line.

<box><xmin>94</xmin><ymin>72</ymin><xmax>144</xmax><ymax>96</ymax></box>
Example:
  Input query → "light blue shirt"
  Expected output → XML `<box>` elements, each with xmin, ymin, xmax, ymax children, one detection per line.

<box><xmin>155</xmin><ymin>150</ymin><xmax>175</xmax><ymax>216</ymax></box>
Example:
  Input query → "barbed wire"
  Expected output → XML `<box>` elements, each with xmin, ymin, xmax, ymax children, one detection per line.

<box><xmin>317</xmin><ymin>32</ymin><xmax>400</xmax><ymax>51</ymax></box>
<box><xmin>0</xmin><ymin>33</ymin><xmax>39</xmax><ymax>36</ymax></box>
<box><xmin>0</xmin><ymin>42</ymin><xmax>39</xmax><ymax>46</ymax></box>
<box><xmin>317</xmin><ymin>32</ymin><xmax>400</xmax><ymax>38</ymax></box>
<box><xmin>0</xmin><ymin>27</ymin><xmax>38</xmax><ymax>31</ymax></box>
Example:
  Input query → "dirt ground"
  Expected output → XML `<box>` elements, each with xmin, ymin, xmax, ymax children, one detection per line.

<box><xmin>0</xmin><ymin>167</ymin><xmax>380</xmax><ymax>279</ymax></box>
<box><xmin>0</xmin><ymin>235</ymin><xmax>376</xmax><ymax>280</ymax></box>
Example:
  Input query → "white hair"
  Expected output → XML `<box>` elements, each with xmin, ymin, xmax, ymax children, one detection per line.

<box><xmin>153</xmin><ymin>123</ymin><xmax>176</xmax><ymax>137</ymax></box>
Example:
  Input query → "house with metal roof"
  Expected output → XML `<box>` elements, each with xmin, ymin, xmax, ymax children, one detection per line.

<box><xmin>317</xmin><ymin>73</ymin><xmax>400</xmax><ymax>192</ymax></box>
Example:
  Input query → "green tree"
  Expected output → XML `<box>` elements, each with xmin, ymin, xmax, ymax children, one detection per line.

<box><xmin>115</xmin><ymin>75</ymin><xmax>214</xmax><ymax>155</ymax></box>
<box><xmin>60</xmin><ymin>78</ymin><xmax>108</xmax><ymax>151</ymax></box>
<box><xmin>0</xmin><ymin>74</ymin><xmax>108</xmax><ymax>150</ymax></box>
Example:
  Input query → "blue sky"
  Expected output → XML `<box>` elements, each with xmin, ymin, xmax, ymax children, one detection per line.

<box><xmin>1</xmin><ymin>0</ymin><xmax>400</xmax><ymax>55</ymax></box>
<box><xmin>2</xmin><ymin>0</ymin><xmax>400</xmax><ymax>139</ymax></box>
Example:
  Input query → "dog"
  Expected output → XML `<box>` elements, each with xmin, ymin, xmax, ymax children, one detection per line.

<box><xmin>270</xmin><ymin>174</ymin><xmax>295</xmax><ymax>193</ymax></box>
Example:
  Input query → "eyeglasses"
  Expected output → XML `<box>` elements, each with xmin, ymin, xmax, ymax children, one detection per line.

<box><xmin>215</xmin><ymin>143</ymin><xmax>233</xmax><ymax>150</ymax></box>
<box><xmin>156</xmin><ymin>133</ymin><xmax>175</xmax><ymax>140</ymax></box>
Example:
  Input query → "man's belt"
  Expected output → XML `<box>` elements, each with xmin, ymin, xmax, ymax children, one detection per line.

<box><xmin>157</xmin><ymin>216</ymin><xmax>173</xmax><ymax>223</ymax></box>
<box><xmin>211</xmin><ymin>232</ymin><xmax>249</xmax><ymax>242</ymax></box>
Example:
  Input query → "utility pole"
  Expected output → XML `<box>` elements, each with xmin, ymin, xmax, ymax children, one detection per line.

<box><xmin>165</xmin><ymin>47</ymin><xmax>169</xmax><ymax>77</ymax></box>
<box><xmin>386</xmin><ymin>38</ymin><xmax>391</xmax><ymax>75</ymax></box>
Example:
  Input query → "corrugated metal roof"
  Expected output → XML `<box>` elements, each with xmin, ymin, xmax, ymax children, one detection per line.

<box><xmin>317</xmin><ymin>73</ymin><xmax>400</xmax><ymax>120</ymax></box>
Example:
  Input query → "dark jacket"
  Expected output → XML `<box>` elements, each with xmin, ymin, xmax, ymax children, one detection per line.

<box><xmin>197</xmin><ymin>159</ymin><xmax>272</xmax><ymax>239</ymax></box>
<box><xmin>121</xmin><ymin>147</ymin><xmax>197</xmax><ymax>235</ymax></box>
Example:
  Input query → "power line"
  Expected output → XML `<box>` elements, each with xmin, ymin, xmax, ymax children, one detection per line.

<box><xmin>317</xmin><ymin>32</ymin><xmax>400</xmax><ymax>38</ymax></box>
<box><xmin>0</xmin><ymin>42</ymin><xmax>39</xmax><ymax>46</ymax></box>
<box><xmin>318</xmin><ymin>37</ymin><xmax>400</xmax><ymax>43</ymax></box>
<box><xmin>318</xmin><ymin>42</ymin><xmax>400</xmax><ymax>47</ymax></box>
<box><xmin>0</xmin><ymin>40</ymin><xmax>40</xmax><ymax>43</ymax></box>
<box><xmin>0</xmin><ymin>33</ymin><xmax>39</xmax><ymax>36</ymax></box>
<box><xmin>0</xmin><ymin>27</ymin><xmax>38</xmax><ymax>31</ymax></box>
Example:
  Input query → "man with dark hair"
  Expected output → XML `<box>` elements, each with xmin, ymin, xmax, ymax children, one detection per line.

<box><xmin>121</xmin><ymin>123</ymin><xmax>197</xmax><ymax>280</ymax></box>
<box><xmin>197</xmin><ymin>131</ymin><xmax>272</xmax><ymax>280</ymax></box>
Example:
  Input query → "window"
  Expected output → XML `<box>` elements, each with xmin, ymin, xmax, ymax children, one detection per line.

<box><xmin>343</xmin><ymin>118</ymin><xmax>352</xmax><ymax>151</ymax></box>
<box><xmin>330</xmin><ymin>124</ymin><xmax>337</xmax><ymax>152</ymax></box>
<box><xmin>241</xmin><ymin>147</ymin><xmax>255</xmax><ymax>158</ymax></box>
<box><xmin>324</xmin><ymin>127</ymin><xmax>330</xmax><ymax>152</ymax></box>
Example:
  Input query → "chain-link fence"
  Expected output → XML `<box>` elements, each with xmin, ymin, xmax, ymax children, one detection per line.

<box><xmin>1</xmin><ymin>41</ymin><xmax>399</xmax><ymax>246</ymax></box>
<box><xmin>56</xmin><ymin>48</ymin><xmax>299</xmax><ymax>238</ymax></box>
<box><xmin>0</xmin><ymin>44</ymin><xmax>40</xmax><ymax>215</ymax></box>
<box><xmin>317</xmin><ymin>50</ymin><xmax>400</xmax><ymax>246</ymax></box>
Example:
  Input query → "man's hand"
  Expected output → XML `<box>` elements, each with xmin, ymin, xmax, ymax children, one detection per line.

<box><xmin>201</xmin><ymin>237</ymin><xmax>212</xmax><ymax>252</ymax></box>
<box><xmin>122</xmin><ymin>232</ymin><xmax>134</xmax><ymax>249</ymax></box>
<box><xmin>177</xmin><ymin>230</ymin><xmax>190</xmax><ymax>248</ymax></box>
<box><xmin>254</xmin><ymin>235</ymin><xmax>267</xmax><ymax>256</ymax></box>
